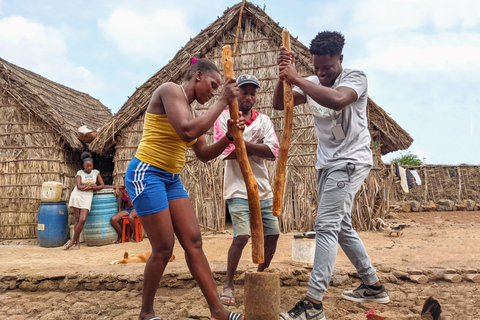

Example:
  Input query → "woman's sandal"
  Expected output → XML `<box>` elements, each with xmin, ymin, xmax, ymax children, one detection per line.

<box><xmin>63</xmin><ymin>240</ymin><xmax>72</xmax><ymax>250</ymax></box>
<box><xmin>228</xmin><ymin>312</ymin><xmax>243</xmax><ymax>320</ymax></box>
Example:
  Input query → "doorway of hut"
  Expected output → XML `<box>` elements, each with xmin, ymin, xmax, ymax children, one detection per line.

<box><xmin>66</xmin><ymin>150</ymin><xmax>115</xmax><ymax>228</ymax></box>
<box><xmin>70</xmin><ymin>150</ymin><xmax>115</xmax><ymax>185</ymax></box>
<box><xmin>91</xmin><ymin>152</ymin><xmax>114</xmax><ymax>186</ymax></box>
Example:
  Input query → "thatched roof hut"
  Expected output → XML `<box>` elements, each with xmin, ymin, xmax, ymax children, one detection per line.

<box><xmin>0</xmin><ymin>57</ymin><xmax>113</xmax><ymax>239</ymax></box>
<box><xmin>91</xmin><ymin>1</ymin><xmax>412</xmax><ymax>232</ymax></box>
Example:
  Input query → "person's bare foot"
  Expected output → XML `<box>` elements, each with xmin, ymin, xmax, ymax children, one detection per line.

<box><xmin>74</xmin><ymin>242</ymin><xmax>80</xmax><ymax>250</ymax></box>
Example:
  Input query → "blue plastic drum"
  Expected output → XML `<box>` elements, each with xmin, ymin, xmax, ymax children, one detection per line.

<box><xmin>37</xmin><ymin>201</ymin><xmax>68</xmax><ymax>248</ymax></box>
<box><xmin>84</xmin><ymin>188</ymin><xmax>118</xmax><ymax>246</ymax></box>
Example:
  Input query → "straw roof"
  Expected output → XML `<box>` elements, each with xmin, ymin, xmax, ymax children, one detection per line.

<box><xmin>367</xmin><ymin>98</ymin><xmax>413</xmax><ymax>154</ymax></box>
<box><xmin>0</xmin><ymin>57</ymin><xmax>112</xmax><ymax>150</ymax></box>
<box><xmin>91</xmin><ymin>1</ymin><xmax>411</xmax><ymax>155</ymax></box>
<box><xmin>87</xmin><ymin>1</ymin><xmax>414</xmax><ymax>232</ymax></box>
<box><xmin>90</xmin><ymin>1</ymin><xmax>315</xmax><ymax>153</ymax></box>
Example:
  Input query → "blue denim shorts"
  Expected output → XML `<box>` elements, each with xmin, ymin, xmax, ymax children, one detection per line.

<box><xmin>123</xmin><ymin>207</ymin><xmax>135</xmax><ymax>214</ymax></box>
<box><xmin>125</xmin><ymin>157</ymin><xmax>189</xmax><ymax>217</ymax></box>
<box><xmin>227</xmin><ymin>198</ymin><xmax>280</xmax><ymax>237</ymax></box>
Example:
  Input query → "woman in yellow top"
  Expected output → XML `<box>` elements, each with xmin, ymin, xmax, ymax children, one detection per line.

<box><xmin>125</xmin><ymin>58</ymin><xmax>244</xmax><ymax>320</ymax></box>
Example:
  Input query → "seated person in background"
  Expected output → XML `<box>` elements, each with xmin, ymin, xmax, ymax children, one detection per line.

<box><xmin>111</xmin><ymin>185</ymin><xmax>138</xmax><ymax>243</ymax></box>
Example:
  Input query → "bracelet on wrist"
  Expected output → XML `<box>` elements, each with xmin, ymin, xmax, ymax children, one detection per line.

<box><xmin>224</xmin><ymin>134</ymin><xmax>234</xmax><ymax>143</ymax></box>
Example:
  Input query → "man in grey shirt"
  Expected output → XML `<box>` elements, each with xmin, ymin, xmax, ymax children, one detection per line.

<box><xmin>273</xmin><ymin>31</ymin><xmax>389</xmax><ymax>320</ymax></box>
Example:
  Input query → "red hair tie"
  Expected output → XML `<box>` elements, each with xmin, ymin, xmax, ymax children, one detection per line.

<box><xmin>190</xmin><ymin>58</ymin><xmax>198</xmax><ymax>65</ymax></box>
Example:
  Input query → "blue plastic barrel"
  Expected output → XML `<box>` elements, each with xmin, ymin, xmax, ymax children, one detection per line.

<box><xmin>84</xmin><ymin>188</ymin><xmax>118</xmax><ymax>246</ymax></box>
<box><xmin>37</xmin><ymin>201</ymin><xmax>68</xmax><ymax>248</ymax></box>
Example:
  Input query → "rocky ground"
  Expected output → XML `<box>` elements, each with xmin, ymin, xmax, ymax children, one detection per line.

<box><xmin>1</xmin><ymin>211</ymin><xmax>480</xmax><ymax>319</ymax></box>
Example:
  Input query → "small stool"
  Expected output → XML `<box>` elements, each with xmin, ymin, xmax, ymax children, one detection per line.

<box><xmin>121</xmin><ymin>216</ymin><xmax>143</xmax><ymax>243</ymax></box>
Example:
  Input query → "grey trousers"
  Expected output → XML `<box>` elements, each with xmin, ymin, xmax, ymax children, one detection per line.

<box><xmin>306</xmin><ymin>163</ymin><xmax>379</xmax><ymax>301</ymax></box>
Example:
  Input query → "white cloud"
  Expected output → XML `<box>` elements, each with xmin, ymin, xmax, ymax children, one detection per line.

<box><xmin>413</xmin><ymin>150</ymin><xmax>429</xmax><ymax>164</ymax></box>
<box><xmin>0</xmin><ymin>16</ymin><xmax>106</xmax><ymax>99</ymax></box>
<box><xmin>98</xmin><ymin>8</ymin><xmax>194</xmax><ymax>63</ymax></box>
<box><xmin>0</xmin><ymin>16</ymin><xmax>67</xmax><ymax>57</ymax></box>
<box><xmin>346</xmin><ymin>0</ymin><xmax>480</xmax><ymax>35</ymax></box>
<box><xmin>352</xmin><ymin>33</ymin><xmax>480</xmax><ymax>76</ymax></box>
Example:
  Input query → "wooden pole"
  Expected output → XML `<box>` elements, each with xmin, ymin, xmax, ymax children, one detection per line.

<box><xmin>221</xmin><ymin>45</ymin><xmax>264</xmax><ymax>264</ymax></box>
<box><xmin>457</xmin><ymin>167</ymin><xmax>462</xmax><ymax>201</ymax></box>
<box><xmin>273</xmin><ymin>30</ymin><xmax>294</xmax><ymax>217</ymax></box>
<box><xmin>424</xmin><ymin>167</ymin><xmax>428</xmax><ymax>202</ymax></box>
<box><xmin>233</xmin><ymin>0</ymin><xmax>247</xmax><ymax>56</ymax></box>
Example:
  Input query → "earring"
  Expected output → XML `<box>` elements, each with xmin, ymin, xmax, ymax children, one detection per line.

<box><xmin>196</xmin><ymin>77</ymin><xmax>200</xmax><ymax>81</ymax></box>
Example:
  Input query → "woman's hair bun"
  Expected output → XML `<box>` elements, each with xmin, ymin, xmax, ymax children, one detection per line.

<box><xmin>81</xmin><ymin>151</ymin><xmax>93</xmax><ymax>161</ymax></box>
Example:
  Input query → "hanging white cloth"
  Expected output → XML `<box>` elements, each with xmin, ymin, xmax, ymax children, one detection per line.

<box><xmin>398</xmin><ymin>166</ymin><xmax>409</xmax><ymax>193</ymax></box>
<box><xmin>410</xmin><ymin>170</ymin><xmax>422</xmax><ymax>186</ymax></box>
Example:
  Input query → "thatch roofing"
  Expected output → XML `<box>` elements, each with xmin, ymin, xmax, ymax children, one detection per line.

<box><xmin>90</xmin><ymin>1</ymin><xmax>412</xmax><ymax>155</ymax></box>
<box><xmin>0</xmin><ymin>57</ymin><xmax>112</xmax><ymax>150</ymax></box>
<box><xmin>367</xmin><ymin>98</ymin><xmax>413</xmax><ymax>154</ymax></box>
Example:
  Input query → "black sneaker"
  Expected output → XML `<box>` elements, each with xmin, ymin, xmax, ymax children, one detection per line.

<box><xmin>341</xmin><ymin>283</ymin><xmax>390</xmax><ymax>303</ymax></box>
<box><xmin>279</xmin><ymin>297</ymin><xmax>326</xmax><ymax>320</ymax></box>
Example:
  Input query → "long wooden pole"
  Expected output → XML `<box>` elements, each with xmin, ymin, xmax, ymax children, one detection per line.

<box><xmin>272</xmin><ymin>30</ymin><xmax>294</xmax><ymax>217</ymax></box>
<box><xmin>233</xmin><ymin>0</ymin><xmax>247</xmax><ymax>56</ymax></box>
<box><xmin>222</xmin><ymin>45</ymin><xmax>264</xmax><ymax>264</ymax></box>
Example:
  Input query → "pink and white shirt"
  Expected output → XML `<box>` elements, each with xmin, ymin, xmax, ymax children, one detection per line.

<box><xmin>214</xmin><ymin>109</ymin><xmax>279</xmax><ymax>200</ymax></box>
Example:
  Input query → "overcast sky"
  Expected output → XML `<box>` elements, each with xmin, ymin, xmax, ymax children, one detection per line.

<box><xmin>1</xmin><ymin>0</ymin><xmax>478</xmax><ymax>165</ymax></box>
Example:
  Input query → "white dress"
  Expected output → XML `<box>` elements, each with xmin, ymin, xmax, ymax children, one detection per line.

<box><xmin>68</xmin><ymin>169</ymin><xmax>100</xmax><ymax>211</ymax></box>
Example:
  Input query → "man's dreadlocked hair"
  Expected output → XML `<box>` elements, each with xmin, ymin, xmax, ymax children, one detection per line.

<box><xmin>309</xmin><ymin>31</ymin><xmax>345</xmax><ymax>56</ymax></box>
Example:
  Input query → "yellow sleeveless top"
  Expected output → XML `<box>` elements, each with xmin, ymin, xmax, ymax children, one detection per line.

<box><xmin>135</xmin><ymin>110</ymin><xmax>197</xmax><ymax>174</ymax></box>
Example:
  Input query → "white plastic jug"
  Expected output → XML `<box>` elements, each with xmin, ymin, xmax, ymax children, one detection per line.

<box><xmin>40</xmin><ymin>181</ymin><xmax>63</xmax><ymax>202</ymax></box>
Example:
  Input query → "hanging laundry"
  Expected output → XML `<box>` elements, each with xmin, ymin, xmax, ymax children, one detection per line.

<box><xmin>395</xmin><ymin>163</ymin><xmax>400</xmax><ymax>179</ymax></box>
<box><xmin>406</xmin><ymin>170</ymin><xmax>414</xmax><ymax>189</ymax></box>
<box><xmin>410</xmin><ymin>170</ymin><xmax>422</xmax><ymax>186</ymax></box>
<box><xmin>398</xmin><ymin>166</ymin><xmax>409</xmax><ymax>193</ymax></box>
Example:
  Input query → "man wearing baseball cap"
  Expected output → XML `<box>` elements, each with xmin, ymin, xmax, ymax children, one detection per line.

<box><xmin>214</xmin><ymin>74</ymin><xmax>280</xmax><ymax>306</ymax></box>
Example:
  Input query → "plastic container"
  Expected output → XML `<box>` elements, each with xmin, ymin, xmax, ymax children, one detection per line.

<box><xmin>84</xmin><ymin>188</ymin><xmax>118</xmax><ymax>246</ymax></box>
<box><xmin>69</xmin><ymin>225</ymin><xmax>85</xmax><ymax>243</ymax></box>
<box><xmin>291</xmin><ymin>237</ymin><xmax>316</xmax><ymax>267</ymax></box>
<box><xmin>37</xmin><ymin>201</ymin><xmax>69</xmax><ymax>247</ymax></box>
<box><xmin>40</xmin><ymin>181</ymin><xmax>63</xmax><ymax>202</ymax></box>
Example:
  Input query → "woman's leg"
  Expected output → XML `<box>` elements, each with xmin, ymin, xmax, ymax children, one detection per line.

<box><xmin>72</xmin><ymin>209</ymin><xmax>89</xmax><ymax>249</ymax></box>
<box><xmin>137</xmin><ymin>209</ymin><xmax>175</xmax><ymax>320</ymax></box>
<box><xmin>169</xmin><ymin>198</ymin><xmax>242</xmax><ymax>320</ymax></box>
<box><xmin>65</xmin><ymin>208</ymin><xmax>81</xmax><ymax>250</ymax></box>
<box><xmin>110</xmin><ymin>211</ymin><xmax>128</xmax><ymax>242</ymax></box>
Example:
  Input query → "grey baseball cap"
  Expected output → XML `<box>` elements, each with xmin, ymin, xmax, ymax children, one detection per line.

<box><xmin>237</xmin><ymin>74</ymin><xmax>260</xmax><ymax>88</ymax></box>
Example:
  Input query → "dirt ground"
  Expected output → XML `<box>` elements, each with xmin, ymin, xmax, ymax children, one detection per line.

<box><xmin>1</xmin><ymin>210</ymin><xmax>480</xmax><ymax>319</ymax></box>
